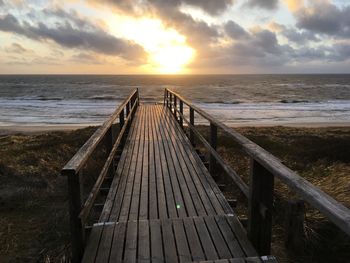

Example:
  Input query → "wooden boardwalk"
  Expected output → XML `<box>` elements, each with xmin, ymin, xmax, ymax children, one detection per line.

<box><xmin>81</xmin><ymin>105</ymin><xmax>274</xmax><ymax>263</ymax></box>
<box><xmin>63</xmin><ymin>89</ymin><xmax>350</xmax><ymax>262</ymax></box>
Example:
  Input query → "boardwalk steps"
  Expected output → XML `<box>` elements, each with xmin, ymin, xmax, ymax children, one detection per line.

<box><xmin>62</xmin><ymin>89</ymin><xmax>350</xmax><ymax>262</ymax></box>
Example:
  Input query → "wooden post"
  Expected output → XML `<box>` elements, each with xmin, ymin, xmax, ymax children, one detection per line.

<box><xmin>209</xmin><ymin>123</ymin><xmax>217</xmax><ymax>175</ymax></box>
<box><xmin>170</xmin><ymin>93</ymin><xmax>173</xmax><ymax>111</ymax></box>
<box><xmin>248</xmin><ymin>159</ymin><xmax>274</xmax><ymax>255</ymax></box>
<box><xmin>190</xmin><ymin>107</ymin><xmax>195</xmax><ymax>145</ymax></box>
<box><xmin>66</xmin><ymin>170</ymin><xmax>84</xmax><ymax>263</ymax></box>
<box><xmin>105</xmin><ymin>126</ymin><xmax>113</xmax><ymax>154</ymax></box>
<box><xmin>126</xmin><ymin>101</ymin><xmax>130</xmax><ymax>117</ymax></box>
<box><xmin>174</xmin><ymin>96</ymin><xmax>177</xmax><ymax>119</ymax></box>
<box><xmin>179</xmin><ymin>100</ymin><xmax>183</xmax><ymax>128</ymax></box>
<box><xmin>166</xmin><ymin>90</ymin><xmax>169</xmax><ymax>107</ymax></box>
<box><xmin>164</xmin><ymin>89</ymin><xmax>167</xmax><ymax>105</ymax></box>
<box><xmin>285</xmin><ymin>200</ymin><xmax>305</xmax><ymax>252</ymax></box>
<box><xmin>119</xmin><ymin>109</ymin><xmax>125</xmax><ymax>147</ymax></box>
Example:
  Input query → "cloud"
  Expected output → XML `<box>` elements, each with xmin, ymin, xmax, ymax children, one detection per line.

<box><xmin>4</xmin><ymin>42</ymin><xmax>34</xmax><ymax>53</ymax></box>
<box><xmin>290</xmin><ymin>1</ymin><xmax>350</xmax><ymax>38</ymax></box>
<box><xmin>0</xmin><ymin>10</ymin><xmax>147</xmax><ymax>61</ymax></box>
<box><xmin>96</xmin><ymin>0</ymin><xmax>234</xmax><ymax>16</ymax></box>
<box><xmin>224</xmin><ymin>20</ymin><xmax>249</xmax><ymax>39</ymax></box>
<box><xmin>180</xmin><ymin>0</ymin><xmax>234</xmax><ymax>15</ymax></box>
<box><xmin>246</xmin><ymin>0</ymin><xmax>279</xmax><ymax>10</ymax></box>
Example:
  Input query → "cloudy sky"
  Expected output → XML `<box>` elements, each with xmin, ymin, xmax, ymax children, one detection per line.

<box><xmin>0</xmin><ymin>0</ymin><xmax>350</xmax><ymax>74</ymax></box>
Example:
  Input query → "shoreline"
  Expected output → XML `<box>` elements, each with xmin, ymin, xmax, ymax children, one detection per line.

<box><xmin>1</xmin><ymin>121</ymin><xmax>350</xmax><ymax>135</ymax></box>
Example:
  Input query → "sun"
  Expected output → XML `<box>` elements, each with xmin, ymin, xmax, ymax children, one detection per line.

<box><xmin>151</xmin><ymin>44</ymin><xmax>195</xmax><ymax>74</ymax></box>
<box><xmin>108</xmin><ymin>16</ymin><xmax>195</xmax><ymax>73</ymax></box>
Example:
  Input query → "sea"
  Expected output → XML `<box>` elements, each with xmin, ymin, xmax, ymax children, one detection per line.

<box><xmin>0</xmin><ymin>74</ymin><xmax>350</xmax><ymax>127</ymax></box>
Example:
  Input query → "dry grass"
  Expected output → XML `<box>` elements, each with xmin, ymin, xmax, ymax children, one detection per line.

<box><xmin>0</xmin><ymin>127</ymin><xmax>96</xmax><ymax>263</ymax></box>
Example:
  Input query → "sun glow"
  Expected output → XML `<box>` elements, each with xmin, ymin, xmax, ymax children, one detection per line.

<box><xmin>109</xmin><ymin>17</ymin><xmax>195</xmax><ymax>73</ymax></box>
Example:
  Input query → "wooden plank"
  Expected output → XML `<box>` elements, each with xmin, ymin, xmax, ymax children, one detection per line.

<box><xmin>160</xmin><ymin>106</ymin><xmax>216</xmax><ymax>216</ymax></box>
<box><xmin>173</xmin><ymin>218</ymin><xmax>192</xmax><ymax>262</ymax></box>
<box><xmin>124</xmin><ymin>220</ymin><xmax>138</xmax><ymax>263</ymax></box>
<box><xmin>150</xmin><ymin>106</ymin><xmax>168</xmax><ymax>219</ymax></box>
<box><xmin>204</xmin><ymin>216</ymin><xmax>232</xmax><ymax>259</ymax></box>
<box><xmin>117</xmin><ymin>107</ymin><xmax>145</xmax><ymax>222</ymax></box>
<box><xmin>127</xmin><ymin>105</ymin><xmax>146</xmax><ymax>221</ymax></box>
<box><xmin>162</xmin><ymin>219</ymin><xmax>178</xmax><ymax>263</ymax></box>
<box><xmin>157</xmin><ymin>105</ymin><xmax>207</xmax><ymax>217</ymax></box>
<box><xmin>148</xmin><ymin>106</ymin><xmax>158</xmax><ymax>220</ymax></box>
<box><xmin>153</xmin><ymin>107</ymin><xmax>178</xmax><ymax>219</ymax></box>
<box><xmin>193</xmin><ymin>216</ymin><xmax>218</xmax><ymax>260</ymax></box>
<box><xmin>109</xmin><ymin>222</ymin><xmax>127</xmax><ymax>263</ymax></box>
<box><xmin>156</xmin><ymin>106</ymin><xmax>197</xmax><ymax>218</ymax></box>
<box><xmin>226</xmin><ymin>216</ymin><xmax>258</xmax><ymax>257</ymax></box>
<box><xmin>162</xmin><ymin>107</ymin><xmax>228</xmax><ymax>215</ymax></box>
<box><xmin>100</xmin><ymin>105</ymin><xmax>142</xmax><ymax>222</ymax></box>
<box><xmin>214</xmin><ymin>216</ymin><xmax>245</xmax><ymax>258</ymax></box>
<box><xmin>183</xmin><ymin>217</ymin><xmax>205</xmax><ymax>262</ymax></box>
<box><xmin>138</xmin><ymin>220</ymin><xmax>150</xmax><ymax>262</ymax></box>
<box><xmin>81</xmin><ymin>225</ymin><xmax>103</xmax><ymax>263</ymax></box>
<box><xmin>99</xmin><ymin>105</ymin><xmax>140</xmax><ymax>222</ymax></box>
<box><xmin>95</xmin><ymin>224</ymin><xmax>115</xmax><ymax>263</ymax></box>
<box><xmin>155</xmin><ymin>106</ymin><xmax>187</xmax><ymax>218</ymax></box>
<box><xmin>150</xmin><ymin>219</ymin><xmax>164</xmax><ymax>263</ymax></box>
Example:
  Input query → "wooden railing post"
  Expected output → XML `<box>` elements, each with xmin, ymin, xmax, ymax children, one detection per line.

<box><xmin>189</xmin><ymin>107</ymin><xmax>195</xmax><ymax>145</ymax></box>
<box><xmin>166</xmin><ymin>90</ymin><xmax>169</xmax><ymax>107</ymax></box>
<box><xmin>174</xmin><ymin>96</ymin><xmax>177</xmax><ymax>119</ymax></box>
<box><xmin>119</xmin><ymin>109</ymin><xmax>125</xmax><ymax>147</ymax></box>
<box><xmin>248</xmin><ymin>159</ymin><xmax>274</xmax><ymax>255</ymax></box>
<box><xmin>209</xmin><ymin>123</ymin><xmax>217</xmax><ymax>175</ymax></box>
<box><xmin>179</xmin><ymin>100</ymin><xmax>183</xmax><ymax>128</ymax></box>
<box><xmin>66</xmin><ymin>170</ymin><xmax>84</xmax><ymax>263</ymax></box>
<box><xmin>170</xmin><ymin>93</ymin><xmax>173</xmax><ymax>111</ymax></box>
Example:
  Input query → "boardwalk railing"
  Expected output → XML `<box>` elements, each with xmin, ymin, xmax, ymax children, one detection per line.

<box><xmin>61</xmin><ymin>89</ymin><xmax>139</xmax><ymax>262</ymax></box>
<box><xmin>164</xmin><ymin>88</ymin><xmax>350</xmax><ymax>255</ymax></box>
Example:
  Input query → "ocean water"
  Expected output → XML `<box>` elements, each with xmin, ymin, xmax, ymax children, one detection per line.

<box><xmin>0</xmin><ymin>74</ymin><xmax>350</xmax><ymax>127</ymax></box>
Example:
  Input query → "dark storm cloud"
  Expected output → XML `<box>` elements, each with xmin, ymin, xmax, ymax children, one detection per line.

<box><xmin>295</xmin><ymin>2</ymin><xmax>350</xmax><ymax>38</ymax></box>
<box><xmin>224</xmin><ymin>20</ymin><xmax>248</xmax><ymax>39</ymax></box>
<box><xmin>0</xmin><ymin>11</ymin><xmax>146</xmax><ymax>61</ymax></box>
<box><xmin>245</xmin><ymin>0</ymin><xmax>279</xmax><ymax>10</ymax></box>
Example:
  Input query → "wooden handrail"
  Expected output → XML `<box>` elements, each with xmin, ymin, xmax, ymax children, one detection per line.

<box><xmin>62</xmin><ymin>89</ymin><xmax>138</xmax><ymax>175</ymax></box>
<box><xmin>164</xmin><ymin>88</ymin><xmax>350</xmax><ymax>239</ymax></box>
<box><xmin>61</xmin><ymin>89</ymin><xmax>139</xmax><ymax>263</ymax></box>
<box><xmin>78</xmin><ymin>97</ymin><xmax>139</xmax><ymax>223</ymax></box>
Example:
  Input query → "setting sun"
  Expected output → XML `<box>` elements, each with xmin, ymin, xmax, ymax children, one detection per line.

<box><xmin>109</xmin><ymin>17</ymin><xmax>195</xmax><ymax>73</ymax></box>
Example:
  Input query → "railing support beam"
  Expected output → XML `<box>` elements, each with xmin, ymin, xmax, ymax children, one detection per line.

<box><xmin>209</xmin><ymin>123</ymin><xmax>217</xmax><ymax>176</ymax></box>
<box><xmin>119</xmin><ymin>109</ymin><xmax>125</xmax><ymax>147</ymax></box>
<box><xmin>189</xmin><ymin>107</ymin><xmax>195</xmax><ymax>145</ymax></box>
<box><xmin>66</xmin><ymin>170</ymin><xmax>84</xmax><ymax>263</ymax></box>
<box><xmin>248</xmin><ymin>159</ymin><xmax>274</xmax><ymax>255</ymax></box>
<box><xmin>179</xmin><ymin>100</ymin><xmax>183</xmax><ymax>128</ymax></box>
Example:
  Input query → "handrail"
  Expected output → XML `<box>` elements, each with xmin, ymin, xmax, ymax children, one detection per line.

<box><xmin>78</xmin><ymin>97</ymin><xmax>139</xmax><ymax>223</ymax></box>
<box><xmin>62</xmin><ymin>89</ymin><xmax>138</xmax><ymax>174</ymax></box>
<box><xmin>61</xmin><ymin>89</ymin><xmax>139</xmax><ymax>263</ymax></box>
<box><xmin>164</xmin><ymin>88</ymin><xmax>350</xmax><ymax>244</ymax></box>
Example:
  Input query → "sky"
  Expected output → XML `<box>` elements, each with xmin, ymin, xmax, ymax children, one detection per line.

<box><xmin>0</xmin><ymin>0</ymin><xmax>350</xmax><ymax>74</ymax></box>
